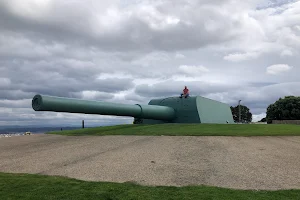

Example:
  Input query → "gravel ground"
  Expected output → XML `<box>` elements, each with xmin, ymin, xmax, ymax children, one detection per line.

<box><xmin>0</xmin><ymin>134</ymin><xmax>300</xmax><ymax>190</ymax></box>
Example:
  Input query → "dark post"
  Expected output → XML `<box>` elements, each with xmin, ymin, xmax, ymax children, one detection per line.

<box><xmin>238</xmin><ymin>100</ymin><xmax>241</xmax><ymax>123</ymax></box>
<box><xmin>82</xmin><ymin>120</ymin><xmax>85</xmax><ymax>129</ymax></box>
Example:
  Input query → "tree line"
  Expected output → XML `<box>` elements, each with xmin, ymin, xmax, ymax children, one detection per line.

<box><xmin>265</xmin><ymin>96</ymin><xmax>300</xmax><ymax>123</ymax></box>
<box><xmin>230</xmin><ymin>96</ymin><xmax>300</xmax><ymax>123</ymax></box>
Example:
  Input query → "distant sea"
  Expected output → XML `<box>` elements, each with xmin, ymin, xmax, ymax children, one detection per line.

<box><xmin>0</xmin><ymin>122</ymin><xmax>127</xmax><ymax>135</ymax></box>
<box><xmin>0</xmin><ymin>126</ymin><xmax>82</xmax><ymax>135</ymax></box>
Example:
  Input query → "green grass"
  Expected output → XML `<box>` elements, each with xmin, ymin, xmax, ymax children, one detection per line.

<box><xmin>0</xmin><ymin>172</ymin><xmax>299</xmax><ymax>200</ymax></box>
<box><xmin>47</xmin><ymin>123</ymin><xmax>300</xmax><ymax>136</ymax></box>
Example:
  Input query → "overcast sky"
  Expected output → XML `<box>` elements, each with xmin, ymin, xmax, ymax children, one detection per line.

<box><xmin>0</xmin><ymin>0</ymin><xmax>299</xmax><ymax>127</ymax></box>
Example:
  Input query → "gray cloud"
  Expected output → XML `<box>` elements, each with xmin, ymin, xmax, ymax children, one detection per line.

<box><xmin>1</xmin><ymin>0</ymin><xmax>299</xmax><ymax>126</ymax></box>
<box><xmin>134</xmin><ymin>80</ymin><xmax>242</xmax><ymax>98</ymax></box>
<box><xmin>0</xmin><ymin>56</ymin><xmax>134</xmax><ymax>100</ymax></box>
<box><xmin>0</xmin><ymin>99</ymin><xmax>31</xmax><ymax>108</ymax></box>
<box><xmin>0</xmin><ymin>90</ymin><xmax>35</xmax><ymax>100</ymax></box>
<box><xmin>0</xmin><ymin>0</ymin><xmax>255</xmax><ymax>52</ymax></box>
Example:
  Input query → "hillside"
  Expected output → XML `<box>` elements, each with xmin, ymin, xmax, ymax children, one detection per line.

<box><xmin>47</xmin><ymin>123</ymin><xmax>300</xmax><ymax>136</ymax></box>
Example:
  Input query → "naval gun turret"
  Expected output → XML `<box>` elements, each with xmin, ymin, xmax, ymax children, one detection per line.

<box><xmin>32</xmin><ymin>94</ymin><xmax>234</xmax><ymax>124</ymax></box>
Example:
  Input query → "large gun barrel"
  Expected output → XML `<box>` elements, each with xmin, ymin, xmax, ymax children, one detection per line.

<box><xmin>32</xmin><ymin>94</ymin><xmax>176</xmax><ymax>121</ymax></box>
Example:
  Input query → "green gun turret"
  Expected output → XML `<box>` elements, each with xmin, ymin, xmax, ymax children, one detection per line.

<box><xmin>32</xmin><ymin>94</ymin><xmax>234</xmax><ymax>124</ymax></box>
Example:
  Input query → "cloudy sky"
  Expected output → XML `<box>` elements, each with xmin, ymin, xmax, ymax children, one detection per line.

<box><xmin>0</xmin><ymin>0</ymin><xmax>299</xmax><ymax>127</ymax></box>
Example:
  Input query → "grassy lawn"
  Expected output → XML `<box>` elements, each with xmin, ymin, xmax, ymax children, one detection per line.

<box><xmin>47</xmin><ymin>123</ymin><xmax>300</xmax><ymax>136</ymax></box>
<box><xmin>1</xmin><ymin>172</ymin><xmax>300</xmax><ymax>200</ymax></box>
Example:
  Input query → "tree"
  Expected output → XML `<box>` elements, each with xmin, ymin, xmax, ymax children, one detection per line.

<box><xmin>266</xmin><ymin>96</ymin><xmax>300</xmax><ymax>124</ymax></box>
<box><xmin>259</xmin><ymin>117</ymin><xmax>266</xmax><ymax>122</ymax></box>
<box><xmin>230</xmin><ymin>104</ymin><xmax>252</xmax><ymax>123</ymax></box>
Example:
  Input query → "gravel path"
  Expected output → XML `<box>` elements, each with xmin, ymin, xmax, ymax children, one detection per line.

<box><xmin>1</xmin><ymin>134</ymin><xmax>300</xmax><ymax>190</ymax></box>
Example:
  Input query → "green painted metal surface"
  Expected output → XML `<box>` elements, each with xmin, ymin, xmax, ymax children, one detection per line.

<box><xmin>31</xmin><ymin>94</ymin><xmax>234</xmax><ymax>124</ymax></box>
<box><xmin>32</xmin><ymin>94</ymin><xmax>176</xmax><ymax>121</ymax></box>
<box><xmin>142</xmin><ymin>96</ymin><xmax>233</xmax><ymax>124</ymax></box>
<box><xmin>196</xmin><ymin>96</ymin><xmax>234</xmax><ymax>124</ymax></box>
<box><xmin>143</xmin><ymin>97</ymin><xmax>200</xmax><ymax>124</ymax></box>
